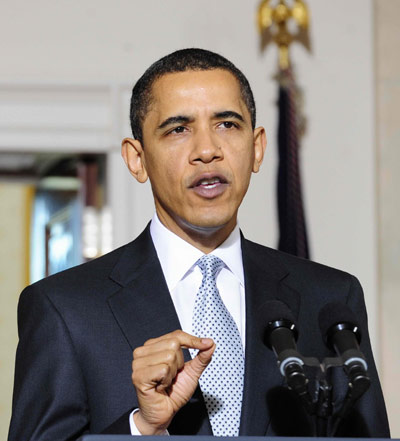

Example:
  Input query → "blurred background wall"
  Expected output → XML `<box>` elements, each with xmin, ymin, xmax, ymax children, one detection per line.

<box><xmin>375</xmin><ymin>0</ymin><xmax>400</xmax><ymax>435</ymax></box>
<box><xmin>0</xmin><ymin>0</ymin><xmax>398</xmax><ymax>438</ymax></box>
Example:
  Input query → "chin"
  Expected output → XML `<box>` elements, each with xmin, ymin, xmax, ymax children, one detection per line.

<box><xmin>181</xmin><ymin>213</ymin><xmax>234</xmax><ymax>234</ymax></box>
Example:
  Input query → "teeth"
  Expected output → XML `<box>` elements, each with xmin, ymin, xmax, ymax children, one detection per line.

<box><xmin>199</xmin><ymin>178</ymin><xmax>220</xmax><ymax>186</ymax></box>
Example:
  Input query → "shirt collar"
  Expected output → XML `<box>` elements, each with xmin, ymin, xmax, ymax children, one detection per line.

<box><xmin>150</xmin><ymin>213</ymin><xmax>244</xmax><ymax>292</ymax></box>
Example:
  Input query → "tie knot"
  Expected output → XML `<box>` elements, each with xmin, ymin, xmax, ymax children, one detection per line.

<box><xmin>197</xmin><ymin>254</ymin><xmax>224</xmax><ymax>280</ymax></box>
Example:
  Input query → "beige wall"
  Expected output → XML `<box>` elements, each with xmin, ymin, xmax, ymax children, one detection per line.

<box><xmin>375</xmin><ymin>0</ymin><xmax>400</xmax><ymax>436</ymax></box>
<box><xmin>0</xmin><ymin>0</ymin><xmax>398</xmax><ymax>436</ymax></box>
<box><xmin>0</xmin><ymin>183</ymin><xmax>32</xmax><ymax>439</ymax></box>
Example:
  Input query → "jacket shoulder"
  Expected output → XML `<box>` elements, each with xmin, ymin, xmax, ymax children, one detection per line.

<box><xmin>243</xmin><ymin>238</ymin><xmax>354</xmax><ymax>280</ymax></box>
<box><xmin>242</xmin><ymin>237</ymin><xmax>359</xmax><ymax>303</ymax></box>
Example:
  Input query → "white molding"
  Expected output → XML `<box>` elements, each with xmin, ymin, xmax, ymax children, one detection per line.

<box><xmin>0</xmin><ymin>81</ymin><xmax>131</xmax><ymax>152</ymax></box>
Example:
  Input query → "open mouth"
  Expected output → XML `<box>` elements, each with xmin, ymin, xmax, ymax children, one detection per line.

<box><xmin>189</xmin><ymin>173</ymin><xmax>229</xmax><ymax>199</ymax></box>
<box><xmin>191</xmin><ymin>174</ymin><xmax>228</xmax><ymax>188</ymax></box>
<box><xmin>196</xmin><ymin>177</ymin><xmax>224</xmax><ymax>189</ymax></box>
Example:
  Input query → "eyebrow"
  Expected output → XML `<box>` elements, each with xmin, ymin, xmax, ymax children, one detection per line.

<box><xmin>213</xmin><ymin>110</ymin><xmax>245</xmax><ymax>122</ymax></box>
<box><xmin>157</xmin><ymin>110</ymin><xmax>245</xmax><ymax>131</ymax></box>
<box><xmin>157</xmin><ymin>115</ymin><xmax>194</xmax><ymax>130</ymax></box>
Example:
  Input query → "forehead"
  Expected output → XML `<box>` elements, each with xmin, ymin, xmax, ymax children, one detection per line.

<box><xmin>147</xmin><ymin>69</ymin><xmax>247</xmax><ymax>119</ymax></box>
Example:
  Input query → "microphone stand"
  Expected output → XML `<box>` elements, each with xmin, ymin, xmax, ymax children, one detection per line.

<box><xmin>329</xmin><ymin>358</ymin><xmax>371</xmax><ymax>436</ymax></box>
<box><xmin>281</xmin><ymin>354</ymin><xmax>370</xmax><ymax>437</ymax></box>
<box><xmin>315</xmin><ymin>374</ymin><xmax>332</xmax><ymax>436</ymax></box>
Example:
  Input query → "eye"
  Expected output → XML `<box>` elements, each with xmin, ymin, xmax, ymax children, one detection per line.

<box><xmin>219</xmin><ymin>121</ymin><xmax>238</xmax><ymax>129</ymax></box>
<box><xmin>168</xmin><ymin>126</ymin><xmax>187</xmax><ymax>135</ymax></box>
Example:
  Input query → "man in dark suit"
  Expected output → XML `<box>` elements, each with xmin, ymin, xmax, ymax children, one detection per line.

<box><xmin>9</xmin><ymin>48</ymin><xmax>390</xmax><ymax>440</ymax></box>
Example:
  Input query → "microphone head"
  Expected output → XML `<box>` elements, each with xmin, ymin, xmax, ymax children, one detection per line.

<box><xmin>260</xmin><ymin>300</ymin><xmax>299</xmax><ymax>348</ymax></box>
<box><xmin>318</xmin><ymin>302</ymin><xmax>362</xmax><ymax>350</ymax></box>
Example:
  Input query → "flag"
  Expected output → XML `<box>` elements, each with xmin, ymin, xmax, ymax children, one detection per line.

<box><xmin>276</xmin><ymin>68</ymin><xmax>310</xmax><ymax>259</ymax></box>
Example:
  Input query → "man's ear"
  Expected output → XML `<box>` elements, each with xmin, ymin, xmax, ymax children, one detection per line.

<box><xmin>252</xmin><ymin>126</ymin><xmax>267</xmax><ymax>173</ymax></box>
<box><xmin>121</xmin><ymin>138</ymin><xmax>148</xmax><ymax>183</ymax></box>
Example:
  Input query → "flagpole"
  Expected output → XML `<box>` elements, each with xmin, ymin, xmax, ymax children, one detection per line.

<box><xmin>257</xmin><ymin>0</ymin><xmax>311</xmax><ymax>259</ymax></box>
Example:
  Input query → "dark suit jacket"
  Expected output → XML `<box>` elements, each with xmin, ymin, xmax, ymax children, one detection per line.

<box><xmin>8</xmin><ymin>226</ymin><xmax>390</xmax><ymax>440</ymax></box>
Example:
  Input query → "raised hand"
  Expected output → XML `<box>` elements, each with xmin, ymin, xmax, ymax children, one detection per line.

<box><xmin>131</xmin><ymin>330</ymin><xmax>215</xmax><ymax>435</ymax></box>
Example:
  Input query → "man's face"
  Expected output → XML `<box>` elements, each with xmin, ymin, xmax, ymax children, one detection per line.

<box><xmin>123</xmin><ymin>69</ymin><xmax>266</xmax><ymax>241</ymax></box>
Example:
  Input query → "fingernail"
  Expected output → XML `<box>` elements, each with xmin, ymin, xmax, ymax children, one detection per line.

<box><xmin>201</xmin><ymin>338</ymin><xmax>213</xmax><ymax>344</ymax></box>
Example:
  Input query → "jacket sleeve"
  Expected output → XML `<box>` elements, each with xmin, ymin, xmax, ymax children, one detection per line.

<box><xmin>8</xmin><ymin>284</ymin><xmax>90</xmax><ymax>441</ymax></box>
<box><xmin>337</xmin><ymin>274</ymin><xmax>391</xmax><ymax>437</ymax></box>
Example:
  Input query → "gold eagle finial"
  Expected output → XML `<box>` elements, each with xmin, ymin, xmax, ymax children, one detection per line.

<box><xmin>257</xmin><ymin>0</ymin><xmax>310</xmax><ymax>69</ymax></box>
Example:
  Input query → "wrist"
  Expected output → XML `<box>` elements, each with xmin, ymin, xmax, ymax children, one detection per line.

<box><xmin>134</xmin><ymin>410</ymin><xmax>169</xmax><ymax>435</ymax></box>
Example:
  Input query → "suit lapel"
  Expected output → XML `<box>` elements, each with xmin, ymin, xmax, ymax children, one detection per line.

<box><xmin>107</xmin><ymin>226</ymin><xmax>212</xmax><ymax>435</ymax></box>
<box><xmin>239</xmin><ymin>237</ymin><xmax>300</xmax><ymax>436</ymax></box>
<box><xmin>107</xmin><ymin>226</ymin><xmax>182</xmax><ymax>347</ymax></box>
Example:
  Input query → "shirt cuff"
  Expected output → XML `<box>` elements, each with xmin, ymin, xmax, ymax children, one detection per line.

<box><xmin>129</xmin><ymin>409</ymin><xmax>169</xmax><ymax>436</ymax></box>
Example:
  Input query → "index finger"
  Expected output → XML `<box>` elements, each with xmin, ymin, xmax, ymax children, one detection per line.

<box><xmin>144</xmin><ymin>330</ymin><xmax>213</xmax><ymax>350</ymax></box>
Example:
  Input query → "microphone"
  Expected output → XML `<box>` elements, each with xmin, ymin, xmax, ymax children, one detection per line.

<box><xmin>262</xmin><ymin>300</ymin><xmax>308</xmax><ymax>393</ymax></box>
<box><xmin>319</xmin><ymin>302</ymin><xmax>370</xmax><ymax>393</ymax></box>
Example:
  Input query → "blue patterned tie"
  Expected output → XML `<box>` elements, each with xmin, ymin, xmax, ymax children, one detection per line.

<box><xmin>190</xmin><ymin>254</ymin><xmax>244</xmax><ymax>436</ymax></box>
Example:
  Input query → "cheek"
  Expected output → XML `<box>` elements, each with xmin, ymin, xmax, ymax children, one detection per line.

<box><xmin>164</xmin><ymin>163</ymin><xmax>178</xmax><ymax>181</ymax></box>
<box><xmin>228</xmin><ymin>148</ymin><xmax>255</xmax><ymax>181</ymax></box>
<box><xmin>150</xmin><ymin>156</ymin><xmax>185</xmax><ymax>195</ymax></box>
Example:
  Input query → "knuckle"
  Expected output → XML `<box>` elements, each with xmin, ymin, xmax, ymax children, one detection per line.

<box><xmin>159</xmin><ymin>365</ymin><xmax>169</xmax><ymax>377</ymax></box>
<box><xmin>165</xmin><ymin>350</ymin><xmax>176</xmax><ymax>363</ymax></box>
<box><xmin>131</xmin><ymin>370</ymin><xmax>139</xmax><ymax>384</ymax></box>
<box><xmin>132</xmin><ymin>359</ymin><xmax>141</xmax><ymax>373</ymax></box>
<box><xmin>133</xmin><ymin>347</ymin><xmax>142</xmax><ymax>359</ymax></box>
<box><xmin>169</xmin><ymin>339</ymin><xmax>180</xmax><ymax>352</ymax></box>
<box><xmin>191</xmin><ymin>335</ymin><xmax>200</xmax><ymax>346</ymax></box>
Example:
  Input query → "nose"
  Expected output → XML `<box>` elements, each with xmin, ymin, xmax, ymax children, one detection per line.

<box><xmin>189</xmin><ymin>127</ymin><xmax>223</xmax><ymax>164</ymax></box>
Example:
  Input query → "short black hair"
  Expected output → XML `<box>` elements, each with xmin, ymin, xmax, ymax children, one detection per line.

<box><xmin>130</xmin><ymin>48</ymin><xmax>256</xmax><ymax>143</ymax></box>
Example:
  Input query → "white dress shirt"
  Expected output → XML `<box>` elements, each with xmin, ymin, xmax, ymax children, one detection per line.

<box><xmin>130</xmin><ymin>213</ymin><xmax>246</xmax><ymax>435</ymax></box>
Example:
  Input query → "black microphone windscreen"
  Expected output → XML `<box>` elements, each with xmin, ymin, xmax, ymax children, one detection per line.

<box><xmin>318</xmin><ymin>302</ymin><xmax>360</xmax><ymax>338</ymax></box>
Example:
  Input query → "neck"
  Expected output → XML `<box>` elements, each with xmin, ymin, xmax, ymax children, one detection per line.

<box><xmin>156</xmin><ymin>212</ymin><xmax>237</xmax><ymax>254</ymax></box>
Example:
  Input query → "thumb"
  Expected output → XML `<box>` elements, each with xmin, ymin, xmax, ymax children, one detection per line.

<box><xmin>186</xmin><ymin>338</ymin><xmax>215</xmax><ymax>378</ymax></box>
